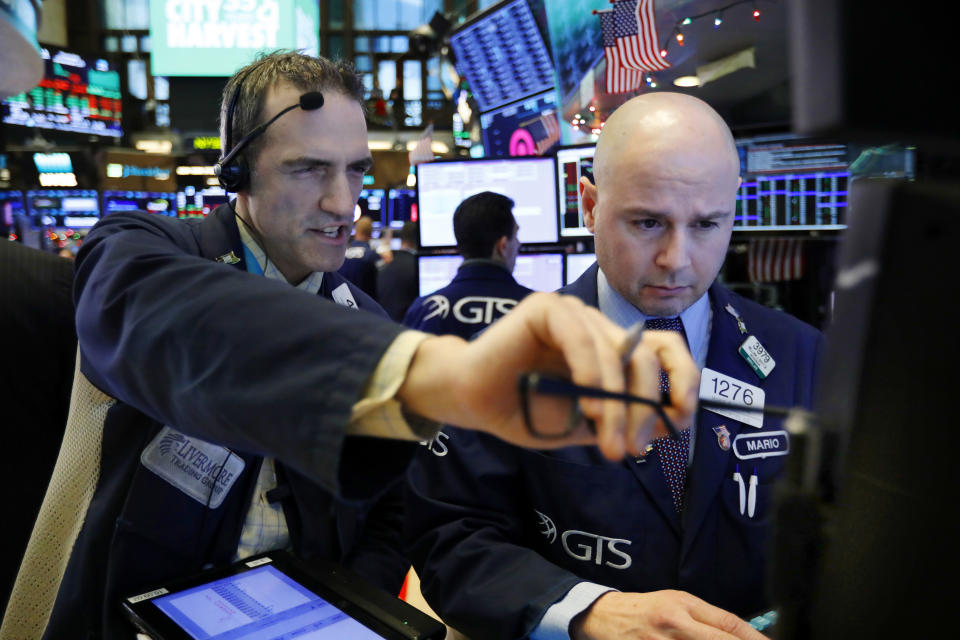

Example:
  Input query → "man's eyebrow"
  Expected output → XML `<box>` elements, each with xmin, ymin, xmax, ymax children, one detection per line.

<box><xmin>622</xmin><ymin>209</ymin><xmax>733</xmax><ymax>221</ymax></box>
<box><xmin>280</xmin><ymin>155</ymin><xmax>374</xmax><ymax>171</ymax></box>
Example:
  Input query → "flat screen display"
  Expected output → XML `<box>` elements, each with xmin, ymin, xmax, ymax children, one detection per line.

<box><xmin>150</xmin><ymin>564</ymin><xmax>383</xmax><ymax>640</ymax></box>
<box><xmin>556</xmin><ymin>145</ymin><xmax>596</xmax><ymax>237</ymax></box>
<box><xmin>1</xmin><ymin>190</ymin><xmax>26</xmax><ymax>217</ymax></box>
<box><xmin>176</xmin><ymin>187</ymin><xmax>232</xmax><ymax>219</ymax></box>
<box><xmin>418</xmin><ymin>255</ymin><xmax>463</xmax><ymax>296</ymax></box>
<box><xmin>103</xmin><ymin>191</ymin><xmax>177</xmax><ymax>217</ymax></box>
<box><xmin>416</xmin><ymin>157</ymin><xmax>558</xmax><ymax>248</ymax></box>
<box><xmin>387</xmin><ymin>188</ymin><xmax>417</xmax><ymax>229</ymax></box>
<box><xmin>1</xmin><ymin>47</ymin><xmax>122</xmax><ymax>138</ymax></box>
<box><xmin>26</xmin><ymin>189</ymin><xmax>100</xmax><ymax>229</ymax></box>
<box><xmin>448</xmin><ymin>0</ymin><xmax>555</xmax><ymax>114</ymax></box>
<box><xmin>479</xmin><ymin>90</ymin><xmax>561</xmax><ymax>158</ymax></box>
<box><xmin>357</xmin><ymin>188</ymin><xmax>386</xmax><ymax>228</ymax></box>
<box><xmin>149</xmin><ymin>0</ymin><xmax>320</xmax><ymax>77</ymax></box>
<box><xmin>565</xmin><ymin>253</ymin><xmax>596</xmax><ymax>284</ymax></box>
<box><xmin>513</xmin><ymin>253</ymin><xmax>563</xmax><ymax>292</ymax></box>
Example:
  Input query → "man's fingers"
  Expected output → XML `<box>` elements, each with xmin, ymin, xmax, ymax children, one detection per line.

<box><xmin>641</xmin><ymin>330</ymin><xmax>701</xmax><ymax>419</ymax></box>
<box><xmin>687</xmin><ymin>598</ymin><xmax>769</xmax><ymax>640</ymax></box>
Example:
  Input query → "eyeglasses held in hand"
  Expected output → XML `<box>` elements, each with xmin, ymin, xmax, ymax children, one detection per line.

<box><xmin>517</xmin><ymin>372</ymin><xmax>799</xmax><ymax>442</ymax></box>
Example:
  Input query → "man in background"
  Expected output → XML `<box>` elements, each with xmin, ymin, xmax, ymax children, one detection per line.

<box><xmin>339</xmin><ymin>215</ymin><xmax>379</xmax><ymax>298</ymax></box>
<box><xmin>377</xmin><ymin>221</ymin><xmax>420</xmax><ymax>322</ymax></box>
<box><xmin>404</xmin><ymin>191</ymin><xmax>531</xmax><ymax>339</ymax></box>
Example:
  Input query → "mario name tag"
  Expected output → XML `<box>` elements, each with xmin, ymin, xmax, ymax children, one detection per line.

<box><xmin>140</xmin><ymin>427</ymin><xmax>245</xmax><ymax>508</ymax></box>
<box><xmin>699</xmin><ymin>368</ymin><xmax>765</xmax><ymax>429</ymax></box>
<box><xmin>733</xmin><ymin>430</ymin><xmax>790</xmax><ymax>460</ymax></box>
<box><xmin>331</xmin><ymin>282</ymin><xmax>358</xmax><ymax>309</ymax></box>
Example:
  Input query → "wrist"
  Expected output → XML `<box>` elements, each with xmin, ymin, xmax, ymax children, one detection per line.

<box><xmin>397</xmin><ymin>335</ymin><xmax>473</xmax><ymax>426</ymax></box>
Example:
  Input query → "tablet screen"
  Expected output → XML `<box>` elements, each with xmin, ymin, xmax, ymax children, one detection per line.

<box><xmin>151</xmin><ymin>564</ymin><xmax>385</xmax><ymax>640</ymax></box>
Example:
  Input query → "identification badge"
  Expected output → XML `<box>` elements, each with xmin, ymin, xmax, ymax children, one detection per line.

<box><xmin>140</xmin><ymin>427</ymin><xmax>246</xmax><ymax>508</ymax></box>
<box><xmin>739</xmin><ymin>336</ymin><xmax>776</xmax><ymax>379</ymax></box>
<box><xmin>699</xmin><ymin>368</ymin><xmax>765</xmax><ymax>429</ymax></box>
<box><xmin>733</xmin><ymin>430</ymin><xmax>790</xmax><ymax>460</ymax></box>
<box><xmin>331</xmin><ymin>282</ymin><xmax>358</xmax><ymax>309</ymax></box>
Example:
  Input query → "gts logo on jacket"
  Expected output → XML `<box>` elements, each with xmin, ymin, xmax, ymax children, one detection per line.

<box><xmin>423</xmin><ymin>295</ymin><xmax>519</xmax><ymax>324</ymax></box>
<box><xmin>534</xmin><ymin>509</ymin><xmax>633</xmax><ymax>570</ymax></box>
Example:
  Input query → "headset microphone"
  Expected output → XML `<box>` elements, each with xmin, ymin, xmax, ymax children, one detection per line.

<box><xmin>215</xmin><ymin>90</ymin><xmax>325</xmax><ymax>192</ymax></box>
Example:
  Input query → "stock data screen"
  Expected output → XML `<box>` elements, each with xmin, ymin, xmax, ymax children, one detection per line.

<box><xmin>449</xmin><ymin>0</ymin><xmax>554</xmax><ymax>114</ymax></box>
<box><xmin>103</xmin><ymin>191</ymin><xmax>177</xmax><ymax>216</ymax></box>
<box><xmin>26</xmin><ymin>190</ymin><xmax>100</xmax><ymax>229</ymax></box>
<box><xmin>556</xmin><ymin>145</ymin><xmax>595</xmax><ymax>237</ymax></box>
<box><xmin>2</xmin><ymin>47</ymin><xmax>122</xmax><ymax>138</ymax></box>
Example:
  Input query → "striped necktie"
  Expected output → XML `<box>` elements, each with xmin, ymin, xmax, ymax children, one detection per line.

<box><xmin>644</xmin><ymin>316</ymin><xmax>691</xmax><ymax>513</ymax></box>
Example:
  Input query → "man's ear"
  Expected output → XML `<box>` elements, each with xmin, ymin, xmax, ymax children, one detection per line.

<box><xmin>494</xmin><ymin>235</ymin><xmax>508</xmax><ymax>259</ymax></box>
<box><xmin>579</xmin><ymin>176</ymin><xmax>599</xmax><ymax>233</ymax></box>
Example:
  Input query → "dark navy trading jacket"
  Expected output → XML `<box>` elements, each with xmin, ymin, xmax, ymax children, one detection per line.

<box><xmin>405</xmin><ymin>262</ymin><xmax>823</xmax><ymax>640</ymax></box>
<box><xmin>49</xmin><ymin>204</ymin><xmax>414</xmax><ymax>640</ymax></box>
<box><xmin>338</xmin><ymin>239</ymin><xmax>379</xmax><ymax>299</ymax></box>
<box><xmin>403</xmin><ymin>260</ymin><xmax>532</xmax><ymax>339</ymax></box>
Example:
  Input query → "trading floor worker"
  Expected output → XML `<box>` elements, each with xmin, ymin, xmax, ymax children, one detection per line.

<box><xmin>405</xmin><ymin>93</ymin><xmax>823</xmax><ymax>640</ymax></box>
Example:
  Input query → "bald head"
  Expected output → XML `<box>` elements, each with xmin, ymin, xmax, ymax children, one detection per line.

<box><xmin>580</xmin><ymin>92</ymin><xmax>741</xmax><ymax>317</ymax></box>
<box><xmin>594</xmin><ymin>92</ymin><xmax>739</xmax><ymax>192</ymax></box>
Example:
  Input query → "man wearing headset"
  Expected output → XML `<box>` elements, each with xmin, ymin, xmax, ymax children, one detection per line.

<box><xmin>1</xmin><ymin>52</ymin><xmax>700</xmax><ymax>640</ymax></box>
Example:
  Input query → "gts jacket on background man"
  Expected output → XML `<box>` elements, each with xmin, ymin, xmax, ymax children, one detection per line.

<box><xmin>403</xmin><ymin>260</ymin><xmax>532</xmax><ymax>339</ymax></box>
<box><xmin>405</xmin><ymin>262</ymin><xmax>823</xmax><ymax>640</ymax></box>
<box><xmin>26</xmin><ymin>205</ymin><xmax>413</xmax><ymax>640</ymax></box>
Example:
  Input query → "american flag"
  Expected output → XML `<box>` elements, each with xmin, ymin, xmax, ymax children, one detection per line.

<box><xmin>408</xmin><ymin>123</ymin><xmax>434</xmax><ymax>166</ymax></box>
<box><xmin>612</xmin><ymin>0</ymin><xmax>671</xmax><ymax>72</ymax></box>
<box><xmin>748</xmin><ymin>238</ymin><xmax>805</xmax><ymax>282</ymax></box>
<box><xmin>534</xmin><ymin>111</ymin><xmax>561</xmax><ymax>155</ymax></box>
<box><xmin>599</xmin><ymin>9</ymin><xmax>644</xmax><ymax>94</ymax></box>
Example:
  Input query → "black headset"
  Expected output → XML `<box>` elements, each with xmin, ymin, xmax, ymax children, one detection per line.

<box><xmin>215</xmin><ymin>75</ymin><xmax>326</xmax><ymax>192</ymax></box>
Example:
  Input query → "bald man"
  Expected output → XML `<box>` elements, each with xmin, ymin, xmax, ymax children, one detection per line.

<box><xmin>405</xmin><ymin>93</ymin><xmax>822</xmax><ymax>640</ymax></box>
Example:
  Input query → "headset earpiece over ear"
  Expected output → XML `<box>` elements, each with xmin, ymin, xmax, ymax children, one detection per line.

<box><xmin>215</xmin><ymin>72</ymin><xmax>325</xmax><ymax>193</ymax></box>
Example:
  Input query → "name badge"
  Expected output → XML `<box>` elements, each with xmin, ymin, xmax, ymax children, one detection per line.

<box><xmin>141</xmin><ymin>427</ymin><xmax>246</xmax><ymax>508</ymax></box>
<box><xmin>733</xmin><ymin>430</ymin><xmax>790</xmax><ymax>460</ymax></box>
<box><xmin>331</xmin><ymin>282</ymin><xmax>358</xmax><ymax>309</ymax></box>
<box><xmin>699</xmin><ymin>368</ymin><xmax>765</xmax><ymax>429</ymax></box>
<box><xmin>739</xmin><ymin>336</ymin><xmax>776</xmax><ymax>379</ymax></box>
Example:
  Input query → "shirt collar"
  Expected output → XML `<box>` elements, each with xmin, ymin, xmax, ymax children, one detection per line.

<box><xmin>596</xmin><ymin>267</ymin><xmax>711</xmax><ymax>368</ymax></box>
<box><xmin>236</xmin><ymin>216</ymin><xmax>325</xmax><ymax>295</ymax></box>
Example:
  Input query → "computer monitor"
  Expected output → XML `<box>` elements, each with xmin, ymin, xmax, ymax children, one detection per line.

<box><xmin>447</xmin><ymin>0</ymin><xmax>555</xmax><ymax>115</ymax></box>
<box><xmin>770</xmin><ymin>178</ymin><xmax>958</xmax><ymax>639</ymax></box>
<box><xmin>556</xmin><ymin>145</ymin><xmax>596</xmax><ymax>238</ymax></box>
<box><xmin>733</xmin><ymin>133</ymin><xmax>914</xmax><ymax>231</ymax></box>
<box><xmin>387</xmin><ymin>188</ymin><xmax>417</xmax><ymax>229</ymax></box>
<box><xmin>513</xmin><ymin>253</ymin><xmax>563</xmax><ymax>292</ymax></box>
<box><xmin>1</xmin><ymin>189</ymin><xmax>25</xmax><ymax>218</ymax></box>
<box><xmin>565</xmin><ymin>253</ymin><xmax>596</xmax><ymax>285</ymax></box>
<box><xmin>357</xmin><ymin>188</ymin><xmax>386</xmax><ymax>228</ymax></box>
<box><xmin>1</xmin><ymin>46</ymin><xmax>123</xmax><ymax>138</ymax></box>
<box><xmin>103</xmin><ymin>191</ymin><xmax>177</xmax><ymax>216</ymax></box>
<box><xmin>25</xmin><ymin>189</ymin><xmax>100</xmax><ymax>229</ymax></box>
<box><xmin>417</xmin><ymin>255</ymin><xmax>463</xmax><ymax>296</ymax></box>
<box><xmin>416</xmin><ymin>156</ymin><xmax>559</xmax><ymax>248</ymax></box>
<box><xmin>175</xmin><ymin>186</ymin><xmax>231</xmax><ymax>219</ymax></box>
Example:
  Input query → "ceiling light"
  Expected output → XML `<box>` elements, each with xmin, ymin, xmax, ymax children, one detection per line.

<box><xmin>673</xmin><ymin>75</ymin><xmax>701</xmax><ymax>87</ymax></box>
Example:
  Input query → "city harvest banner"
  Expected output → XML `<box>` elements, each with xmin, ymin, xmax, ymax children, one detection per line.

<box><xmin>149</xmin><ymin>0</ymin><xmax>320</xmax><ymax>77</ymax></box>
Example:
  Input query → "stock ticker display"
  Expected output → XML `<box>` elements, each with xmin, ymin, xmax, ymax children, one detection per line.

<box><xmin>2</xmin><ymin>47</ymin><xmax>122</xmax><ymax>138</ymax></box>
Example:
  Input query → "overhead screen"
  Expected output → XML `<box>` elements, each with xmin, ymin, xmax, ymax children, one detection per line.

<box><xmin>448</xmin><ymin>0</ymin><xmax>560</xmax><ymax>158</ymax></box>
<box><xmin>1</xmin><ymin>47</ymin><xmax>122</xmax><ymax>138</ymax></box>
<box><xmin>149</xmin><ymin>0</ymin><xmax>319</xmax><ymax>76</ymax></box>
<box><xmin>417</xmin><ymin>157</ymin><xmax>558</xmax><ymax>248</ymax></box>
<box><xmin>448</xmin><ymin>0</ymin><xmax>554</xmax><ymax>114</ymax></box>
<box><xmin>733</xmin><ymin>134</ymin><xmax>915</xmax><ymax>231</ymax></box>
<box><xmin>103</xmin><ymin>191</ymin><xmax>177</xmax><ymax>216</ymax></box>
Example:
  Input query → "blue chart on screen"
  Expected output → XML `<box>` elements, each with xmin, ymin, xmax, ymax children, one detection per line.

<box><xmin>152</xmin><ymin>565</ymin><xmax>384</xmax><ymax>640</ymax></box>
<box><xmin>449</xmin><ymin>0</ymin><xmax>554</xmax><ymax>114</ymax></box>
